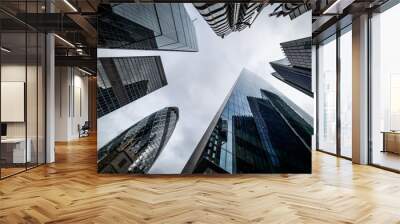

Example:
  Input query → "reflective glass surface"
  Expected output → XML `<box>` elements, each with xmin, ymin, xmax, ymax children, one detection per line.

<box><xmin>270</xmin><ymin>37</ymin><xmax>312</xmax><ymax>96</ymax></box>
<box><xmin>193</xmin><ymin>3</ymin><xmax>262</xmax><ymax>38</ymax></box>
<box><xmin>189</xmin><ymin>69</ymin><xmax>312</xmax><ymax>174</ymax></box>
<box><xmin>98</xmin><ymin>107</ymin><xmax>179</xmax><ymax>174</ymax></box>
<box><xmin>97</xmin><ymin>56</ymin><xmax>167</xmax><ymax>118</ymax></box>
<box><xmin>340</xmin><ymin>29</ymin><xmax>352</xmax><ymax>158</ymax></box>
<box><xmin>370</xmin><ymin>5</ymin><xmax>400</xmax><ymax>171</ymax></box>
<box><xmin>270</xmin><ymin>59</ymin><xmax>312</xmax><ymax>96</ymax></box>
<box><xmin>317</xmin><ymin>37</ymin><xmax>337</xmax><ymax>154</ymax></box>
<box><xmin>0</xmin><ymin>1</ymin><xmax>46</xmax><ymax>179</ymax></box>
<box><xmin>280</xmin><ymin>37</ymin><xmax>312</xmax><ymax>70</ymax></box>
<box><xmin>98</xmin><ymin>3</ymin><xmax>198</xmax><ymax>52</ymax></box>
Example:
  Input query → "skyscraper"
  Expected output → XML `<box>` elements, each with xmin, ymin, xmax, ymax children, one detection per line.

<box><xmin>97</xmin><ymin>56</ymin><xmax>167</xmax><ymax>118</ymax></box>
<box><xmin>270</xmin><ymin>37</ymin><xmax>312</xmax><ymax>96</ymax></box>
<box><xmin>98</xmin><ymin>107</ymin><xmax>179</xmax><ymax>174</ymax></box>
<box><xmin>193</xmin><ymin>3</ymin><xmax>265</xmax><ymax>38</ymax></box>
<box><xmin>182</xmin><ymin>69</ymin><xmax>312</xmax><ymax>174</ymax></box>
<box><xmin>269</xmin><ymin>2</ymin><xmax>311</xmax><ymax>20</ymax></box>
<box><xmin>281</xmin><ymin>37</ymin><xmax>312</xmax><ymax>69</ymax></box>
<box><xmin>98</xmin><ymin>3</ymin><xmax>198</xmax><ymax>51</ymax></box>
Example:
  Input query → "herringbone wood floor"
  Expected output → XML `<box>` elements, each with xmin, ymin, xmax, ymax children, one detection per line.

<box><xmin>1</xmin><ymin>135</ymin><xmax>400</xmax><ymax>224</ymax></box>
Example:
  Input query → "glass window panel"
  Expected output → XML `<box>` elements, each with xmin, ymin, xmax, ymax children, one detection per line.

<box><xmin>1</xmin><ymin>30</ymin><xmax>28</xmax><ymax>177</ymax></box>
<box><xmin>0</xmin><ymin>1</ymin><xmax>46</xmax><ymax>178</ymax></box>
<box><xmin>318</xmin><ymin>36</ymin><xmax>337</xmax><ymax>154</ymax></box>
<box><xmin>227</xmin><ymin>119</ymin><xmax>232</xmax><ymax>152</ymax></box>
<box><xmin>219</xmin><ymin>149</ymin><xmax>226</xmax><ymax>169</ymax></box>
<box><xmin>371</xmin><ymin>4</ymin><xmax>400</xmax><ymax>171</ymax></box>
<box><xmin>27</xmin><ymin>31</ymin><xmax>38</xmax><ymax>168</ymax></box>
<box><xmin>38</xmin><ymin>32</ymin><xmax>45</xmax><ymax>165</ymax></box>
<box><xmin>226</xmin><ymin>152</ymin><xmax>232</xmax><ymax>173</ymax></box>
<box><xmin>340</xmin><ymin>28</ymin><xmax>352</xmax><ymax>158</ymax></box>
<box><xmin>155</xmin><ymin>4</ymin><xmax>178</xmax><ymax>47</ymax></box>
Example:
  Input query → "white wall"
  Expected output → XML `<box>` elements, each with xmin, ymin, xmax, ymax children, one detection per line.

<box><xmin>1</xmin><ymin>65</ymin><xmax>26</xmax><ymax>140</ymax></box>
<box><xmin>1</xmin><ymin>63</ymin><xmax>46</xmax><ymax>164</ymax></box>
<box><xmin>1</xmin><ymin>65</ymin><xmax>26</xmax><ymax>132</ymax></box>
<box><xmin>55</xmin><ymin>66</ymin><xmax>68</xmax><ymax>141</ymax></box>
<box><xmin>1</xmin><ymin>65</ymin><xmax>40</xmax><ymax>138</ymax></box>
<box><xmin>71</xmin><ymin>73</ymin><xmax>89</xmax><ymax>138</ymax></box>
<box><xmin>1</xmin><ymin>82</ymin><xmax>25</xmax><ymax>122</ymax></box>
<box><xmin>55</xmin><ymin>67</ymin><xmax>89</xmax><ymax>141</ymax></box>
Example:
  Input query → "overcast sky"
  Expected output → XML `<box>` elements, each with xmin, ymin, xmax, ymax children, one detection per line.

<box><xmin>98</xmin><ymin>4</ymin><xmax>312</xmax><ymax>174</ymax></box>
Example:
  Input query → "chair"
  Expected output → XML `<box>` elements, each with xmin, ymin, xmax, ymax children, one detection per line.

<box><xmin>79</xmin><ymin>121</ymin><xmax>90</xmax><ymax>138</ymax></box>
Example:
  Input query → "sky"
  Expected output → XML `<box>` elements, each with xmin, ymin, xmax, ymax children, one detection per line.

<box><xmin>98</xmin><ymin>4</ymin><xmax>312</xmax><ymax>174</ymax></box>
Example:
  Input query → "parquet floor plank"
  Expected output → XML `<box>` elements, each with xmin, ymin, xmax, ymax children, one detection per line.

<box><xmin>0</xmin><ymin>135</ymin><xmax>399</xmax><ymax>223</ymax></box>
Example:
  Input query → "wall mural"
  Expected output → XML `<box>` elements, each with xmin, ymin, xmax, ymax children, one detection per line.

<box><xmin>97</xmin><ymin>3</ymin><xmax>313</xmax><ymax>174</ymax></box>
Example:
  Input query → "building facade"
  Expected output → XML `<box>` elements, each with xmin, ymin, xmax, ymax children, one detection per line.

<box><xmin>97</xmin><ymin>56</ymin><xmax>167</xmax><ymax>118</ymax></box>
<box><xmin>270</xmin><ymin>37</ymin><xmax>312</xmax><ymax>96</ymax></box>
<box><xmin>193</xmin><ymin>3</ymin><xmax>265</xmax><ymax>38</ymax></box>
<box><xmin>182</xmin><ymin>69</ymin><xmax>312</xmax><ymax>174</ymax></box>
<box><xmin>269</xmin><ymin>2</ymin><xmax>311</xmax><ymax>20</ymax></box>
<box><xmin>98</xmin><ymin>3</ymin><xmax>198</xmax><ymax>51</ymax></box>
<box><xmin>98</xmin><ymin>107</ymin><xmax>179</xmax><ymax>174</ymax></box>
<box><xmin>281</xmin><ymin>37</ymin><xmax>312</xmax><ymax>69</ymax></box>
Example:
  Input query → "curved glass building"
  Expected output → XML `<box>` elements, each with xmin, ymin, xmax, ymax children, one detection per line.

<box><xmin>98</xmin><ymin>107</ymin><xmax>179</xmax><ymax>174</ymax></box>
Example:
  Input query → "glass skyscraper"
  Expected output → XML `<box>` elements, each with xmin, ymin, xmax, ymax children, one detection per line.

<box><xmin>280</xmin><ymin>37</ymin><xmax>312</xmax><ymax>70</ymax></box>
<box><xmin>193</xmin><ymin>3</ymin><xmax>265</xmax><ymax>38</ymax></box>
<box><xmin>98</xmin><ymin>107</ymin><xmax>179</xmax><ymax>174</ymax></box>
<box><xmin>269</xmin><ymin>3</ymin><xmax>311</xmax><ymax>20</ymax></box>
<box><xmin>98</xmin><ymin>3</ymin><xmax>198</xmax><ymax>51</ymax></box>
<box><xmin>270</xmin><ymin>37</ymin><xmax>312</xmax><ymax>96</ymax></box>
<box><xmin>97</xmin><ymin>56</ymin><xmax>167</xmax><ymax>118</ymax></box>
<box><xmin>182</xmin><ymin>69</ymin><xmax>312</xmax><ymax>174</ymax></box>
